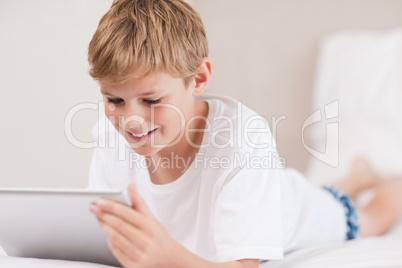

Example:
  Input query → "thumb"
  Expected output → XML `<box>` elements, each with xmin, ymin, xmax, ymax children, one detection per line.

<box><xmin>128</xmin><ymin>184</ymin><xmax>153</xmax><ymax>217</ymax></box>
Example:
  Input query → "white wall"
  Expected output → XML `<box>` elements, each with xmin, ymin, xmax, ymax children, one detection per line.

<box><xmin>192</xmin><ymin>0</ymin><xmax>402</xmax><ymax>171</ymax></box>
<box><xmin>1</xmin><ymin>0</ymin><xmax>401</xmax><ymax>188</ymax></box>
<box><xmin>0</xmin><ymin>0</ymin><xmax>111</xmax><ymax>188</ymax></box>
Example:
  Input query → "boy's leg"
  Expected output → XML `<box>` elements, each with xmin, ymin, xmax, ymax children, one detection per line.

<box><xmin>332</xmin><ymin>157</ymin><xmax>402</xmax><ymax>237</ymax></box>
<box><xmin>334</xmin><ymin>157</ymin><xmax>381</xmax><ymax>199</ymax></box>
<box><xmin>357</xmin><ymin>178</ymin><xmax>402</xmax><ymax>237</ymax></box>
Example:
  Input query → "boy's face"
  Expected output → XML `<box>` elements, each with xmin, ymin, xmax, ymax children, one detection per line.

<box><xmin>100</xmin><ymin>72</ymin><xmax>199</xmax><ymax>157</ymax></box>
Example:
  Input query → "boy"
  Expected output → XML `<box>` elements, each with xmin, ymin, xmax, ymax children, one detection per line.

<box><xmin>87</xmin><ymin>0</ymin><xmax>402</xmax><ymax>267</ymax></box>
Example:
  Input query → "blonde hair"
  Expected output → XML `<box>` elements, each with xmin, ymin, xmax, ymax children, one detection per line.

<box><xmin>88</xmin><ymin>0</ymin><xmax>208</xmax><ymax>86</ymax></box>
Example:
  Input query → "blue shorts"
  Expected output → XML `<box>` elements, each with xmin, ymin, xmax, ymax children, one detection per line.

<box><xmin>323</xmin><ymin>186</ymin><xmax>360</xmax><ymax>240</ymax></box>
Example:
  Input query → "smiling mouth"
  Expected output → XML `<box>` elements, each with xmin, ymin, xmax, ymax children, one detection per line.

<box><xmin>131</xmin><ymin>129</ymin><xmax>154</xmax><ymax>137</ymax></box>
<box><xmin>126</xmin><ymin>128</ymin><xmax>157</xmax><ymax>142</ymax></box>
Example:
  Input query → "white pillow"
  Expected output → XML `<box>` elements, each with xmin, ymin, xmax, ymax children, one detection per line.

<box><xmin>304</xmin><ymin>28</ymin><xmax>402</xmax><ymax>185</ymax></box>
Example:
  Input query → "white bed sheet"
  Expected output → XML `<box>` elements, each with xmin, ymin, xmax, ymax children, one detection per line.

<box><xmin>1</xmin><ymin>224</ymin><xmax>401</xmax><ymax>268</ymax></box>
<box><xmin>261</xmin><ymin>221</ymin><xmax>402</xmax><ymax>268</ymax></box>
<box><xmin>0</xmin><ymin>256</ymin><xmax>117</xmax><ymax>268</ymax></box>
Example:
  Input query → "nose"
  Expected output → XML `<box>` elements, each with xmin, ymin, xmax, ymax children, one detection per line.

<box><xmin>121</xmin><ymin>102</ymin><xmax>149</xmax><ymax>132</ymax></box>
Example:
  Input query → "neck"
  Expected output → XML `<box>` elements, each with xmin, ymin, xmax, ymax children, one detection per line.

<box><xmin>146</xmin><ymin>99</ymin><xmax>209</xmax><ymax>184</ymax></box>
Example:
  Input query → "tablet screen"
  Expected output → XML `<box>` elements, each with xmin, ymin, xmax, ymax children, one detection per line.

<box><xmin>0</xmin><ymin>188</ymin><xmax>130</xmax><ymax>267</ymax></box>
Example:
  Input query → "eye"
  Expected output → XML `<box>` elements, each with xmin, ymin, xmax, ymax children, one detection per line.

<box><xmin>143</xmin><ymin>98</ymin><xmax>161</xmax><ymax>105</ymax></box>
<box><xmin>107</xmin><ymin>98</ymin><xmax>124</xmax><ymax>105</ymax></box>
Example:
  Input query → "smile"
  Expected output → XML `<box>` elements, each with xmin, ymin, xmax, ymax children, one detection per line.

<box><xmin>131</xmin><ymin>130</ymin><xmax>153</xmax><ymax>137</ymax></box>
<box><xmin>126</xmin><ymin>128</ymin><xmax>157</xmax><ymax>142</ymax></box>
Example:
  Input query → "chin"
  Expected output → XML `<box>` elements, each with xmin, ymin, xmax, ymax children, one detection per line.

<box><xmin>130</xmin><ymin>147</ymin><xmax>160</xmax><ymax>157</ymax></box>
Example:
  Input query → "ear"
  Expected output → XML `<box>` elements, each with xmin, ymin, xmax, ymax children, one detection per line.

<box><xmin>192</xmin><ymin>57</ymin><xmax>212</xmax><ymax>97</ymax></box>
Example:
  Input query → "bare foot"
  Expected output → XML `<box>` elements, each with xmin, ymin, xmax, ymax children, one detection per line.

<box><xmin>376</xmin><ymin>178</ymin><xmax>402</xmax><ymax>216</ymax></box>
<box><xmin>335</xmin><ymin>157</ymin><xmax>382</xmax><ymax>198</ymax></box>
<box><xmin>349</xmin><ymin>157</ymin><xmax>382</xmax><ymax>191</ymax></box>
<box><xmin>359</xmin><ymin>178</ymin><xmax>402</xmax><ymax>236</ymax></box>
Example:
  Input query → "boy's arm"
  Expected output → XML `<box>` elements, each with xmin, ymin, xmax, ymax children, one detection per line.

<box><xmin>169</xmin><ymin>243</ymin><xmax>259</xmax><ymax>268</ymax></box>
<box><xmin>90</xmin><ymin>184</ymin><xmax>259</xmax><ymax>268</ymax></box>
<box><xmin>169</xmin><ymin>242</ymin><xmax>259</xmax><ymax>268</ymax></box>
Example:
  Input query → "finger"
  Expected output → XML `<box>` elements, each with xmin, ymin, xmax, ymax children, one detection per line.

<box><xmin>100</xmin><ymin>220</ymin><xmax>141</xmax><ymax>267</ymax></box>
<box><xmin>109</xmin><ymin>246</ymin><xmax>133</xmax><ymax>268</ymax></box>
<box><xmin>128</xmin><ymin>184</ymin><xmax>153</xmax><ymax>217</ymax></box>
<box><xmin>94</xmin><ymin>198</ymin><xmax>149</xmax><ymax>230</ymax></box>
<box><xmin>100</xmin><ymin>219</ymin><xmax>135</xmax><ymax>249</ymax></box>
<box><xmin>97</xmin><ymin>211</ymin><xmax>147</xmax><ymax>248</ymax></box>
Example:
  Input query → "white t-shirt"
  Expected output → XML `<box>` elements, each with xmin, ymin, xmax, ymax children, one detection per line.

<box><xmin>88</xmin><ymin>94</ymin><xmax>346</xmax><ymax>262</ymax></box>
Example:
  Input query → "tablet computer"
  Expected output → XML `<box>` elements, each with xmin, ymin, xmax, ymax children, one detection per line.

<box><xmin>0</xmin><ymin>188</ymin><xmax>131</xmax><ymax>267</ymax></box>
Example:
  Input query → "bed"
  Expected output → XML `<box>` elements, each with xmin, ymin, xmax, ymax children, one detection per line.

<box><xmin>262</xmin><ymin>224</ymin><xmax>402</xmax><ymax>268</ymax></box>
<box><xmin>1</xmin><ymin>224</ymin><xmax>401</xmax><ymax>268</ymax></box>
<box><xmin>1</xmin><ymin>28</ymin><xmax>402</xmax><ymax>267</ymax></box>
<box><xmin>264</xmin><ymin>27</ymin><xmax>402</xmax><ymax>267</ymax></box>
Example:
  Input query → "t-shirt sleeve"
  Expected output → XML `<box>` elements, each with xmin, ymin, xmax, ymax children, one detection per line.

<box><xmin>87</xmin><ymin>119</ymin><xmax>105</xmax><ymax>189</ymax></box>
<box><xmin>213</xmin><ymin>148</ymin><xmax>284</xmax><ymax>262</ymax></box>
<box><xmin>87</xmin><ymin>117</ymin><xmax>138</xmax><ymax>190</ymax></box>
<box><xmin>86</xmin><ymin>117</ymin><xmax>122</xmax><ymax>190</ymax></box>
<box><xmin>87</xmin><ymin>147</ymin><xmax>110</xmax><ymax>189</ymax></box>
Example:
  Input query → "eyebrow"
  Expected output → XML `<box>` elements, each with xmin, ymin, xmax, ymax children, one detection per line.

<box><xmin>101</xmin><ymin>90</ymin><xmax>158</xmax><ymax>97</ymax></box>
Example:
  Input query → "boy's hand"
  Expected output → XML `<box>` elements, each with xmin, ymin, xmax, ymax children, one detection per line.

<box><xmin>90</xmin><ymin>184</ymin><xmax>178</xmax><ymax>268</ymax></box>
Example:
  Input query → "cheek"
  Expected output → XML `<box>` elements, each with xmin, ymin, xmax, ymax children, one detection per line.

<box><xmin>151</xmin><ymin>109</ymin><xmax>168</xmax><ymax>128</ymax></box>
<box><xmin>155</xmin><ymin>107</ymin><xmax>185</xmax><ymax>128</ymax></box>
<box><xmin>104</xmin><ymin>104</ymin><xmax>121</xmax><ymax>127</ymax></box>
